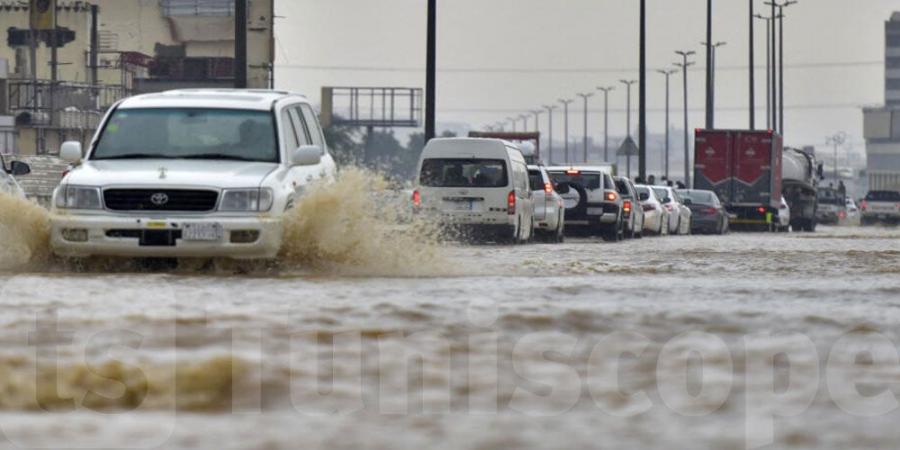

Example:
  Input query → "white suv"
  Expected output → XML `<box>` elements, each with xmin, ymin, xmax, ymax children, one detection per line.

<box><xmin>50</xmin><ymin>89</ymin><xmax>336</xmax><ymax>260</ymax></box>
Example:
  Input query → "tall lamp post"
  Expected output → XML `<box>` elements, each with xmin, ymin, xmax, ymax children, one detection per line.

<box><xmin>657</xmin><ymin>69</ymin><xmax>678</xmax><ymax>181</ymax></box>
<box><xmin>543</xmin><ymin>104</ymin><xmax>558</xmax><ymax>164</ymax></box>
<box><xmin>531</xmin><ymin>109</ymin><xmax>543</xmax><ymax>134</ymax></box>
<box><xmin>425</xmin><ymin>0</ymin><xmax>436</xmax><ymax>141</ymax></box>
<box><xmin>704</xmin><ymin>0</ymin><xmax>713</xmax><ymax>129</ymax></box>
<box><xmin>827</xmin><ymin>132</ymin><xmax>847</xmax><ymax>181</ymax></box>
<box><xmin>749</xmin><ymin>0</ymin><xmax>756</xmax><ymax>129</ymax></box>
<box><xmin>764</xmin><ymin>0</ymin><xmax>797</xmax><ymax>134</ymax></box>
<box><xmin>675</xmin><ymin>50</ymin><xmax>696</xmax><ymax>187</ymax></box>
<box><xmin>596</xmin><ymin>86</ymin><xmax>615</xmax><ymax>162</ymax></box>
<box><xmin>619</xmin><ymin>79</ymin><xmax>637</xmax><ymax>177</ymax></box>
<box><xmin>559</xmin><ymin>99</ymin><xmax>574</xmax><ymax>164</ymax></box>
<box><xmin>755</xmin><ymin>13</ymin><xmax>773</xmax><ymax>130</ymax></box>
<box><xmin>520</xmin><ymin>114</ymin><xmax>530</xmax><ymax>131</ymax></box>
<box><xmin>638</xmin><ymin>0</ymin><xmax>648</xmax><ymax>181</ymax></box>
<box><xmin>701</xmin><ymin>41</ymin><xmax>727</xmax><ymax>130</ymax></box>
<box><xmin>576</xmin><ymin>92</ymin><xmax>594</xmax><ymax>163</ymax></box>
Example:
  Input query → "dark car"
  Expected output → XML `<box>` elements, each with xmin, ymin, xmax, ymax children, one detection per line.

<box><xmin>677</xmin><ymin>189</ymin><xmax>729</xmax><ymax>234</ymax></box>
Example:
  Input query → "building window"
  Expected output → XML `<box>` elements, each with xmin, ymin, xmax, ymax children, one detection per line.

<box><xmin>160</xmin><ymin>0</ymin><xmax>234</xmax><ymax>17</ymax></box>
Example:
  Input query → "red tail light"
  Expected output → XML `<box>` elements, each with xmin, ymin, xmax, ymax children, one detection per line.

<box><xmin>412</xmin><ymin>190</ymin><xmax>421</xmax><ymax>208</ymax></box>
<box><xmin>705</xmin><ymin>207</ymin><xmax>718</xmax><ymax>215</ymax></box>
<box><xmin>839</xmin><ymin>211</ymin><xmax>847</xmax><ymax>219</ymax></box>
<box><xmin>623</xmin><ymin>200</ymin><xmax>632</xmax><ymax>213</ymax></box>
<box><xmin>757</xmin><ymin>207</ymin><xmax>767</xmax><ymax>214</ymax></box>
<box><xmin>860</xmin><ymin>201</ymin><xmax>868</xmax><ymax>211</ymax></box>
<box><xmin>605</xmin><ymin>191</ymin><xmax>618</xmax><ymax>202</ymax></box>
<box><xmin>507</xmin><ymin>191</ymin><xmax>516</xmax><ymax>215</ymax></box>
<box><xmin>544</xmin><ymin>182</ymin><xmax>553</xmax><ymax>194</ymax></box>
<box><xmin>642</xmin><ymin>204</ymin><xmax>656</xmax><ymax>212</ymax></box>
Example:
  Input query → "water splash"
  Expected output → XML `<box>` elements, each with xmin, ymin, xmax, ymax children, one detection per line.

<box><xmin>279</xmin><ymin>168</ymin><xmax>445</xmax><ymax>276</ymax></box>
<box><xmin>0</xmin><ymin>193</ymin><xmax>50</xmax><ymax>271</ymax></box>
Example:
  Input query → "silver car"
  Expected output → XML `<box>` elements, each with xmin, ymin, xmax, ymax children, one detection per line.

<box><xmin>0</xmin><ymin>156</ymin><xmax>29</xmax><ymax>199</ymax></box>
<box><xmin>528</xmin><ymin>165</ymin><xmax>565</xmax><ymax>242</ymax></box>
<box><xmin>653</xmin><ymin>186</ymin><xmax>692</xmax><ymax>235</ymax></box>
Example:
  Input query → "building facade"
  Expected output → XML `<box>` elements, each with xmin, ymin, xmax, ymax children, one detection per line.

<box><xmin>863</xmin><ymin>12</ymin><xmax>900</xmax><ymax>191</ymax></box>
<box><xmin>0</xmin><ymin>0</ymin><xmax>274</xmax><ymax>156</ymax></box>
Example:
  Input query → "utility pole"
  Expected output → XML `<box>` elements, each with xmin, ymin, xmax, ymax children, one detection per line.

<box><xmin>755</xmin><ymin>13</ymin><xmax>773</xmax><ymax>130</ymax></box>
<box><xmin>425</xmin><ymin>0</ymin><xmax>437</xmax><ymax>141</ymax></box>
<box><xmin>775</xmin><ymin>1</ymin><xmax>797</xmax><ymax>135</ymax></box>
<box><xmin>507</xmin><ymin>117</ymin><xmax>517</xmax><ymax>132</ymax></box>
<box><xmin>531</xmin><ymin>110</ymin><xmax>543</xmax><ymax>135</ymax></box>
<box><xmin>234</xmin><ymin>0</ymin><xmax>248</xmax><ymax>89</ymax></box>
<box><xmin>749</xmin><ymin>0</ymin><xmax>756</xmax><ymax>129</ymax></box>
<box><xmin>638</xmin><ymin>0</ymin><xmax>648</xmax><ymax>180</ymax></box>
<box><xmin>576</xmin><ymin>92</ymin><xmax>594</xmax><ymax>163</ymax></box>
<box><xmin>559</xmin><ymin>99</ymin><xmax>574</xmax><ymax>164</ymax></box>
<box><xmin>705</xmin><ymin>0</ymin><xmax>713</xmax><ymax>129</ymax></box>
<box><xmin>543</xmin><ymin>105</ymin><xmax>558</xmax><ymax>164</ymax></box>
<box><xmin>701</xmin><ymin>41</ymin><xmax>727</xmax><ymax>131</ymax></box>
<box><xmin>620</xmin><ymin>79</ymin><xmax>637</xmax><ymax>177</ymax></box>
<box><xmin>520</xmin><ymin>114</ymin><xmax>530</xmax><ymax>131</ymax></box>
<box><xmin>675</xmin><ymin>50</ymin><xmax>696</xmax><ymax>187</ymax></box>
<box><xmin>657</xmin><ymin>69</ymin><xmax>678</xmax><ymax>181</ymax></box>
<box><xmin>597</xmin><ymin>86</ymin><xmax>615</xmax><ymax>162</ymax></box>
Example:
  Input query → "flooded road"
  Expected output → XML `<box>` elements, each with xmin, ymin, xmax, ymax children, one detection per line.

<box><xmin>1</xmin><ymin>226</ymin><xmax>900</xmax><ymax>449</ymax></box>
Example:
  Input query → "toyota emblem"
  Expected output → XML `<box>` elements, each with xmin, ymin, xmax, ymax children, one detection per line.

<box><xmin>150</xmin><ymin>193</ymin><xmax>169</xmax><ymax>206</ymax></box>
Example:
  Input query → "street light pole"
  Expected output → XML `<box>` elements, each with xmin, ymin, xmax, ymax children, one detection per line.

<box><xmin>675</xmin><ymin>50</ymin><xmax>696</xmax><ymax>187</ymax></box>
<box><xmin>639</xmin><ymin>0</ymin><xmax>648</xmax><ymax>181</ymax></box>
<box><xmin>543</xmin><ymin>105</ymin><xmax>558</xmax><ymax>164</ymax></box>
<box><xmin>576</xmin><ymin>92</ymin><xmax>594</xmax><ymax>163</ymax></box>
<box><xmin>755</xmin><ymin>14</ymin><xmax>772</xmax><ymax>130</ymax></box>
<box><xmin>597</xmin><ymin>86</ymin><xmax>615</xmax><ymax>162</ymax></box>
<box><xmin>749</xmin><ymin>0</ymin><xmax>756</xmax><ymax>130</ymax></box>
<box><xmin>827</xmin><ymin>132</ymin><xmax>847</xmax><ymax>181</ymax></box>
<box><xmin>705</xmin><ymin>0</ymin><xmax>713</xmax><ymax>129</ymax></box>
<box><xmin>559</xmin><ymin>99</ymin><xmax>574</xmax><ymax>164</ymax></box>
<box><xmin>425</xmin><ymin>0</ymin><xmax>437</xmax><ymax>142</ymax></box>
<box><xmin>776</xmin><ymin>1</ymin><xmax>797</xmax><ymax>135</ymax></box>
<box><xmin>657</xmin><ymin>69</ymin><xmax>678</xmax><ymax>181</ymax></box>
<box><xmin>619</xmin><ymin>79</ymin><xmax>637</xmax><ymax>177</ymax></box>
<box><xmin>508</xmin><ymin>117</ymin><xmax>517</xmax><ymax>132</ymax></box>
<box><xmin>701</xmin><ymin>41</ymin><xmax>727</xmax><ymax>130</ymax></box>
<box><xmin>520</xmin><ymin>114</ymin><xmax>530</xmax><ymax>131</ymax></box>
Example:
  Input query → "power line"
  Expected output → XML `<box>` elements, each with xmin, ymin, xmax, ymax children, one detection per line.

<box><xmin>276</xmin><ymin>60</ymin><xmax>882</xmax><ymax>75</ymax></box>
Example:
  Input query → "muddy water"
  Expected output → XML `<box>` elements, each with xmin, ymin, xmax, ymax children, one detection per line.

<box><xmin>1</xmin><ymin>219</ymin><xmax>900</xmax><ymax>448</ymax></box>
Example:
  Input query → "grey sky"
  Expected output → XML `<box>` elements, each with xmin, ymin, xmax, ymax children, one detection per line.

<box><xmin>273</xmin><ymin>0</ymin><xmax>899</xmax><ymax>151</ymax></box>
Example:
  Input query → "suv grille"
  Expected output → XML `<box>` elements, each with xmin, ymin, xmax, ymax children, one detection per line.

<box><xmin>104</xmin><ymin>189</ymin><xmax>219</xmax><ymax>212</ymax></box>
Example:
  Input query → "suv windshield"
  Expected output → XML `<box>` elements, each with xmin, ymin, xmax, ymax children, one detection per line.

<box><xmin>548</xmin><ymin>171</ymin><xmax>604</xmax><ymax>191</ymax></box>
<box><xmin>420</xmin><ymin>159</ymin><xmax>509</xmax><ymax>188</ymax></box>
<box><xmin>866</xmin><ymin>191</ymin><xmax>900</xmax><ymax>202</ymax></box>
<box><xmin>92</xmin><ymin>108</ymin><xmax>279</xmax><ymax>163</ymax></box>
<box><xmin>679</xmin><ymin>190</ymin><xmax>718</xmax><ymax>205</ymax></box>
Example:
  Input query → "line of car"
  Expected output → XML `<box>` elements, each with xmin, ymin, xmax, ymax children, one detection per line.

<box><xmin>412</xmin><ymin>138</ymin><xmax>732</xmax><ymax>244</ymax></box>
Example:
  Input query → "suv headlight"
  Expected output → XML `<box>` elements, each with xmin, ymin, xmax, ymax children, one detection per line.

<box><xmin>220</xmin><ymin>188</ymin><xmax>274</xmax><ymax>212</ymax></box>
<box><xmin>54</xmin><ymin>185</ymin><xmax>102</xmax><ymax>210</ymax></box>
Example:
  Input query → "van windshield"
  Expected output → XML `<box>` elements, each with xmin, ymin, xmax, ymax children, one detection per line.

<box><xmin>420</xmin><ymin>159</ymin><xmax>509</xmax><ymax>188</ymax></box>
<box><xmin>92</xmin><ymin>108</ymin><xmax>279</xmax><ymax>163</ymax></box>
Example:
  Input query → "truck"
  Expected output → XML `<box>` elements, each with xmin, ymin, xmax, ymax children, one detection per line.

<box><xmin>782</xmin><ymin>147</ymin><xmax>822</xmax><ymax>231</ymax></box>
<box><xmin>694</xmin><ymin>129</ymin><xmax>785</xmax><ymax>231</ymax></box>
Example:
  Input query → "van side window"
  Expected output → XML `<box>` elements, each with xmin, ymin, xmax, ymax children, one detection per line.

<box><xmin>300</xmin><ymin>104</ymin><xmax>327</xmax><ymax>153</ymax></box>
<box><xmin>288</xmin><ymin>107</ymin><xmax>312</xmax><ymax>146</ymax></box>
<box><xmin>281</xmin><ymin>110</ymin><xmax>299</xmax><ymax>150</ymax></box>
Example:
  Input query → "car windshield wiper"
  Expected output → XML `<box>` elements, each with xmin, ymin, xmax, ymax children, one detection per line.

<box><xmin>93</xmin><ymin>154</ymin><xmax>177</xmax><ymax>160</ymax></box>
<box><xmin>180</xmin><ymin>154</ymin><xmax>260</xmax><ymax>162</ymax></box>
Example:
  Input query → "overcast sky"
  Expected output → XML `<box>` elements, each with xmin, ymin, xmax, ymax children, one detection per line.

<box><xmin>273</xmin><ymin>0</ymin><xmax>899</xmax><ymax>151</ymax></box>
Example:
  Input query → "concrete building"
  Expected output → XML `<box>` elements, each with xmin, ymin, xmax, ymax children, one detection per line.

<box><xmin>0</xmin><ymin>0</ymin><xmax>273</xmax><ymax>156</ymax></box>
<box><xmin>863</xmin><ymin>12</ymin><xmax>900</xmax><ymax>191</ymax></box>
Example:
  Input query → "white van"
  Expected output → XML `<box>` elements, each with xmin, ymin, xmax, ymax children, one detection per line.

<box><xmin>413</xmin><ymin>138</ymin><xmax>535</xmax><ymax>243</ymax></box>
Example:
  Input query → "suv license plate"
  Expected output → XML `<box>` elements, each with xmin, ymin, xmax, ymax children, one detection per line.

<box><xmin>587</xmin><ymin>207</ymin><xmax>605</xmax><ymax>216</ymax></box>
<box><xmin>183</xmin><ymin>223</ymin><xmax>223</xmax><ymax>241</ymax></box>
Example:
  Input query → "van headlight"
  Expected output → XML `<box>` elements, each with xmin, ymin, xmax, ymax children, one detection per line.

<box><xmin>220</xmin><ymin>188</ymin><xmax>274</xmax><ymax>212</ymax></box>
<box><xmin>54</xmin><ymin>185</ymin><xmax>102</xmax><ymax>210</ymax></box>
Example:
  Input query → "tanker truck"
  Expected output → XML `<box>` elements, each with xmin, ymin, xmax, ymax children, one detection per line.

<box><xmin>782</xmin><ymin>147</ymin><xmax>822</xmax><ymax>232</ymax></box>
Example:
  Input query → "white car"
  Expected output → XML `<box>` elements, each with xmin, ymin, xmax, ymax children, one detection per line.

<box><xmin>653</xmin><ymin>186</ymin><xmax>692</xmax><ymax>235</ymax></box>
<box><xmin>528</xmin><ymin>165</ymin><xmax>565</xmax><ymax>242</ymax></box>
<box><xmin>635</xmin><ymin>185</ymin><xmax>667</xmax><ymax>235</ymax></box>
<box><xmin>0</xmin><ymin>156</ymin><xmax>29</xmax><ymax>199</ymax></box>
<box><xmin>845</xmin><ymin>198</ymin><xmax>861</xmax><ymax>224</ymax></box>
<box><xmin>49</xmin><ymin>89</ymin><xmax>337</xmax><ymax>260</ymax></box>
<box><xmin>776</xmin><ymin>196</ymin><xmax>791</xmax><ymax>232</ymax></box>
<box><xmin>413</xmin><ymin>138</ymin><xmax>535</xmax><ymax>244</ymax></box>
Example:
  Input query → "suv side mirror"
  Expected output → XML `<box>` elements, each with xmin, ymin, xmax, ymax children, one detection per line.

<box><xmin>639</xmin><ymin>192</ymin><xmax>649</xmax><ymax>202</ymax></box>
<box><xmin>60</xmin><ymin>141</ymin><xmax>83</xmax><ymax>164</ymax></box>
<box><xmin>555</xmin><ymin>183</ymin><xmax>570</xmax><ymax>194</ymax></box>
<box><xmin>291</xmin><ymin>145</ymin><xmax>322</xmax><ymax>167</ymax></box>
<box><xmin>9</xmin><ymin>161</ymin><xmax>30</xmax><ymax>176</ymax></box>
